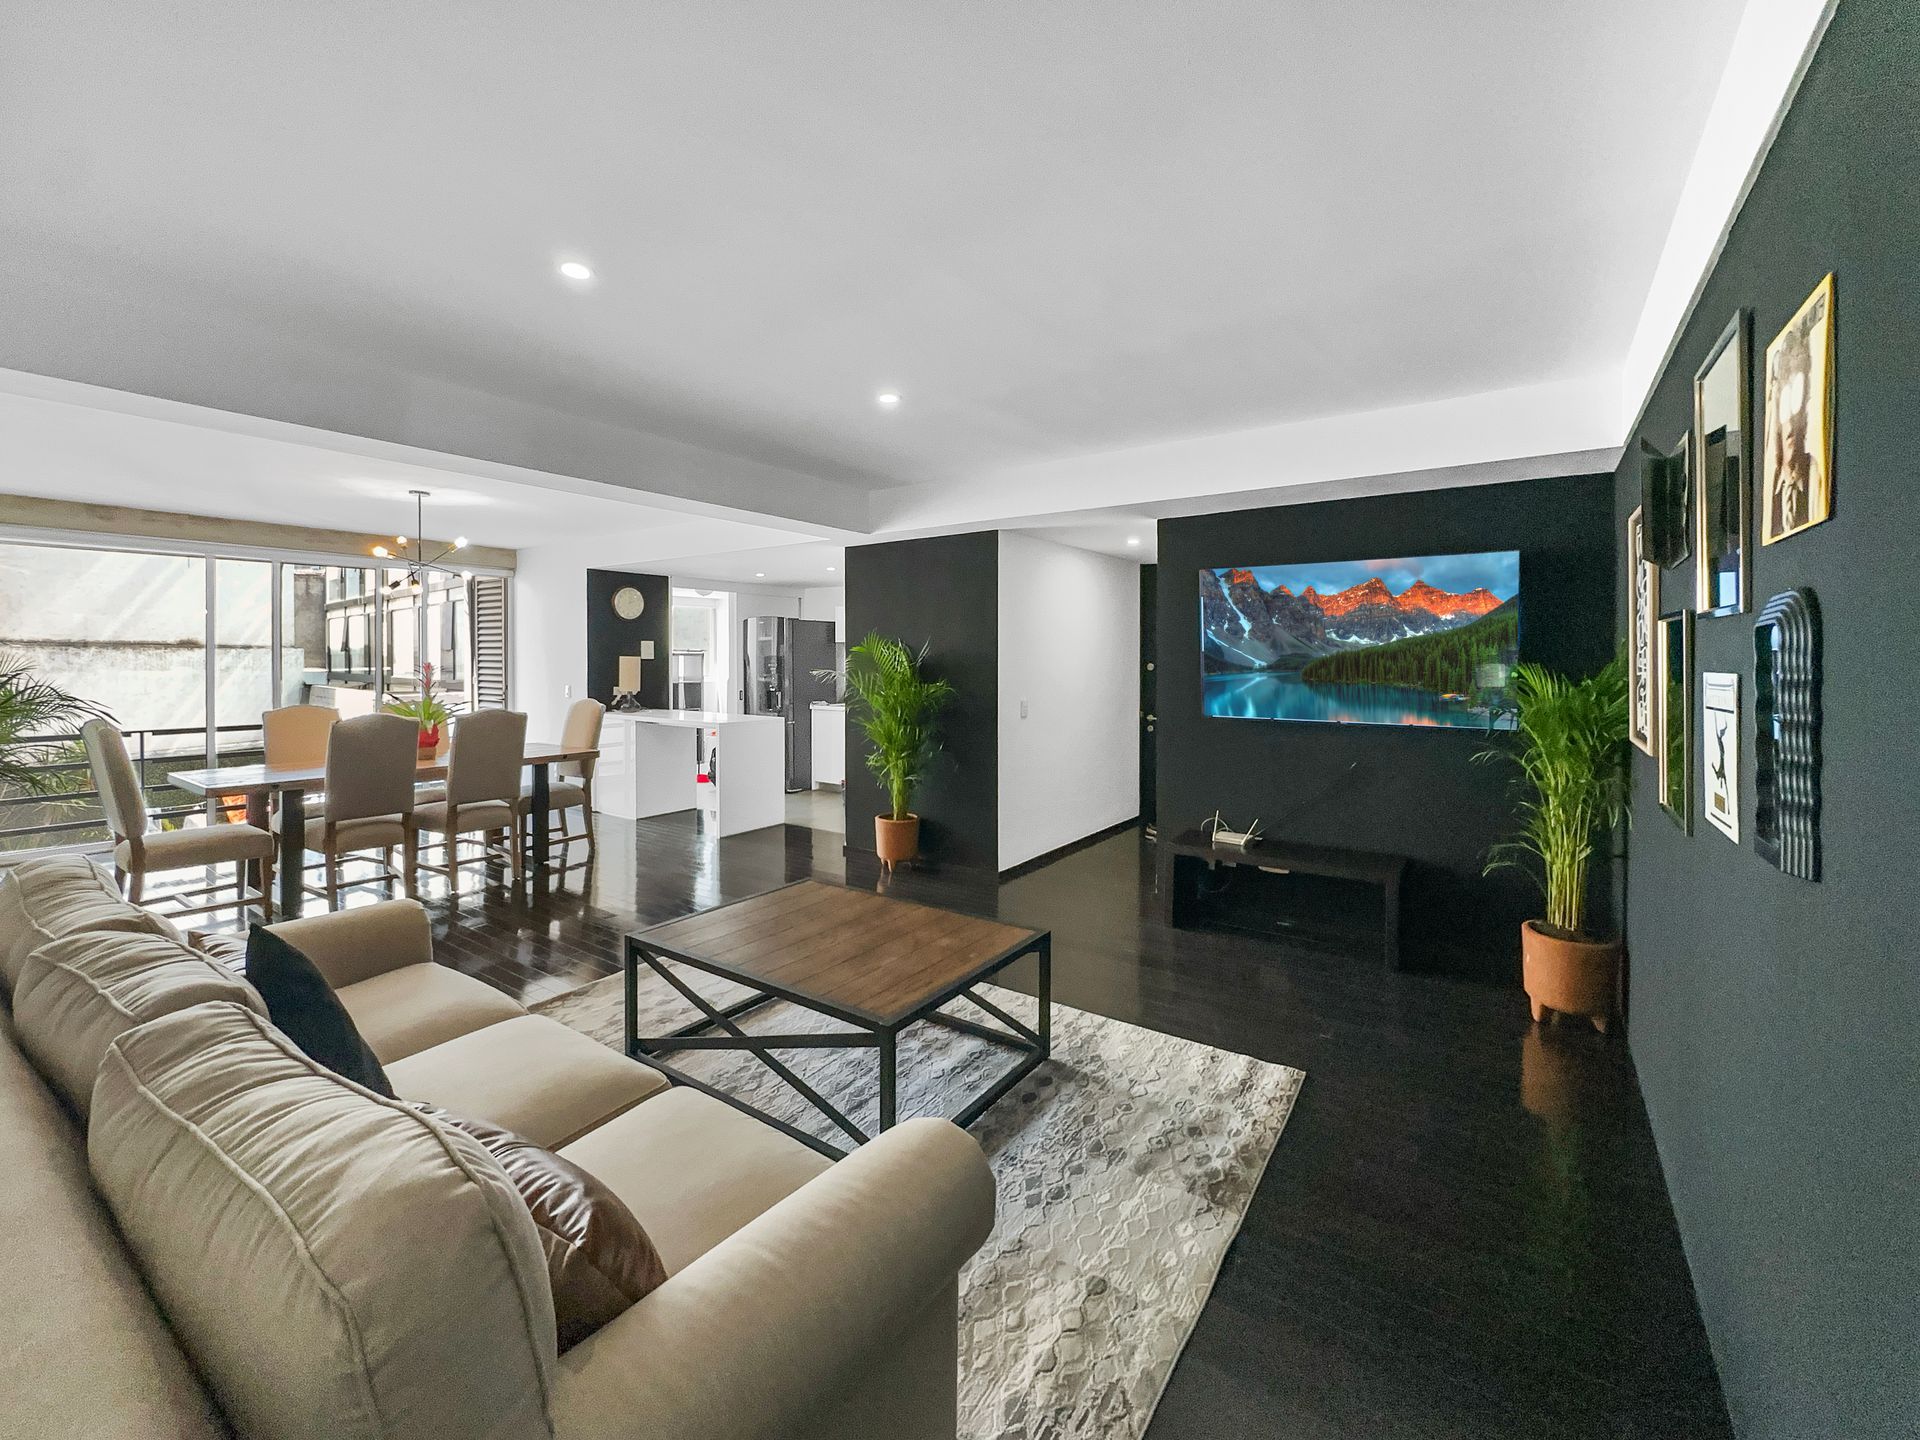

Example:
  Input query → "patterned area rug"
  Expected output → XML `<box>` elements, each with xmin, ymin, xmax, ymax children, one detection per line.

<box><xmin>535</xmin><ymin>967</ymin><xmax>1302</xmax><ymax>1440</ymax></box>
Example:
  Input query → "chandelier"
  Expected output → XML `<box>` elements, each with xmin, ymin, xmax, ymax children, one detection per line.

<box><xmin>371</xmin><ymin>489</ymin><xmax>470</xmax><ymax>592</ymax></box>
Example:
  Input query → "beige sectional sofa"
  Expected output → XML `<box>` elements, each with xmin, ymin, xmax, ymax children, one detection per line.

<box><xmin>0</xmin><ymin>855</ymin><xmax>996</xmax><ymax>1440</ymax></box>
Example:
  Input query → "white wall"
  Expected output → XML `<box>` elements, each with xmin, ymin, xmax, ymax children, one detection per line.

<box><xmin>799</xmin><ymin>585</ymin><xmax>844</xmax><ymax>623</ymax></box>
<box><xmin>510</xmin><ymin>541</ymin><xmax>590</xmax><ymax>742</ymax></box>
<box><xmin>996</xmin><ymin>532</ymin><xmax>1139</xmax><ymax>871</ymax></box>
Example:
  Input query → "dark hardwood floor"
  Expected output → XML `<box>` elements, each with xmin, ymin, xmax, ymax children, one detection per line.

<box><xmin>201</xmin><ymin>810</ymin><xmax>1733</xmax><ymax>1439</ymax></box>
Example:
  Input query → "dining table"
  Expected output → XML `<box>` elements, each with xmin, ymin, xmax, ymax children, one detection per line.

<box><xmin>167</xmin><ymin>740</ymin><xmax>598</xmax><ymax>918</ymax></box>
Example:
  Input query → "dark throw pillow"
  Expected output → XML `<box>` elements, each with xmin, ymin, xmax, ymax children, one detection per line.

<box><xmin>244</xmin><ymin>923</ymin><xmax>396</xmax><ymax>1097</ymax></box>
<box><xmin>415</xmin><ymin>1105</ymin><xmax>669</xmax><ymax>1350</ymax></box>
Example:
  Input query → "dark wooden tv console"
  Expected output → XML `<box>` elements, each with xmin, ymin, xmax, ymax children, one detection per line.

<box><xmin>1157</xmin><ymin>828</ymin><xmax>1408</xmax><ymax>971</ymax></box>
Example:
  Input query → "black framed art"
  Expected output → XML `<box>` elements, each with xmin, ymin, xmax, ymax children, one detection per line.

<box><xmin>1753</xmin><ymin>588</ymin><xmax>1821</xmax><ymax>879</ymax></box>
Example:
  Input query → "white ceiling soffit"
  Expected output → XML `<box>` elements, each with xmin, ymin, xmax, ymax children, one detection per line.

<box><xmin>0</xmin><ymin>369</ymin><xmax>861</xmax><ymax>550</ymax></box>
<box><xmin>0</xmin><ymin>1</ymin><xmax>1753</xmax><ymax>533</ymax></box>
<box><xmin>1620</xmin><ymin>0</ymin><xmax>1839</xmax><ymax>429</ymax></box>
<box><xmin>871</xmin><ymin>374</ymin><xmax>1621</xmax><ymax>533</ymax></box>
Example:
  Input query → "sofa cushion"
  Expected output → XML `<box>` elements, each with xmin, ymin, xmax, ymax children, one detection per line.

<box><xmin>557</xmin><ymin>1087</ymin><xmax>831</xmax><ymax>1275</ymax></box>
<box><xmin>417</xmin><ymin>1106</ymin><xmax>668</xmax><ymax>1351</ymax></box>
<box><xmin>385</xmin><ymin>1015</ymin><xmax>668</xmax><ymax>1149</ymax></box>
<box><xmin>338</xmin><ymin>962</ymin><xmax>528</xmax><ymax>1063</ymax></box>
<box><xmin>0</xmin><ymin>1008</ymin><xmax>231</xmax><ymax>1439</ymax></box>
<box><xmin>245</xmin><ymin>924</ymin><xmax>395</xmax><ymax>1096</ymax></box>
<box><xmin>11</xmin><ymin>930</ymin><xmax>264</xmax><ymax>1120</ymax></box>
<box><xmin>89</xmin><ymin>1001</ymin><xmax>557</xmax><ymax>1440</ymax></box>
<box><xmin>0</xmin><ymin>854</ymin><xmax>180</xmax><ymax>998</ymax></box>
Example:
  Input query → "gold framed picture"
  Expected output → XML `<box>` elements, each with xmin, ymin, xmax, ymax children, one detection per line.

<box><xmin>1627</xmin><ymin>506</ymin><xmax>1660</xmax><ymax>757</ymax></box>
<box><xmin>1760</xmin><ymin>273</ymin><xmax>1835</xmax><ymax>545</ymax></box>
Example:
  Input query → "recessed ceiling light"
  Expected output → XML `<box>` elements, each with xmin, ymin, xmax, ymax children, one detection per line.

<box><xmin>557</xmin><ymin>260</ymin><xmax>593</xmax><ymax>282</ymax></box>
<box><xmin>755</xmin><ymin>572</ymin><xmax>765</xmax><ymax>578</ymax></box>
<box><xmin>1126</xmin><ymin>536</ymin><xmax>1142</xmax><ymax>547</ymax></box>
<box><xmin>875</xmin><ymin>391</ymin><xmax>901</xmax><ymax>409</ymax></box>
<box><xmin>826</xmin><ymin>565</ymin><xmax>836</xmax><ymax>572</ymax></box>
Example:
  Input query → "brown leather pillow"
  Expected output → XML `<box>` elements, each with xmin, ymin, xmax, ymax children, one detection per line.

<box><xmin>415</xmin><ymin>1105</ymin><xmax>668</xmax><ymax>1350</ymax></box>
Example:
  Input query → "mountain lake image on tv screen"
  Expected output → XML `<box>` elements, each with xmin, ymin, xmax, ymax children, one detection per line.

<box><xmin>1199</xmin><ymin>551</ymin><xmax>1521</xmax><ymax>728</ymax></box>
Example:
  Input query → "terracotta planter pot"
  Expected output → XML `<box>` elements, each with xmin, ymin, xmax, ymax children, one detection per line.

<box><xmin>1521</xmin><ymin>920</ymin><xmax>1619</xmax><ymax>1033</ymax></box>
<box><xmin>874</xmin><ymin>813</ymin><xmax>921</xmax><ymax>869</ymax></box>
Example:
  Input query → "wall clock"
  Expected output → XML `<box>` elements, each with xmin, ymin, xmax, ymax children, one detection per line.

<box><xmin>611</xmin><ymin>586</ymin><xmax>646</xmax><ymax>620</ymax></box>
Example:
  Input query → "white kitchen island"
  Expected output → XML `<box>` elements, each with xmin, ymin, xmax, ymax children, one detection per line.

<box><xmin>596</xmin><ymin>710</ymin><xmax>785</xmax><ymax>837</ymax></box>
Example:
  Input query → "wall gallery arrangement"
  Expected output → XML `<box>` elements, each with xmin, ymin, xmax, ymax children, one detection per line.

<box><xmin>1628</xmin><ymin>273</ymin><xmax>1833</xmax><ymax>877</ymax></box>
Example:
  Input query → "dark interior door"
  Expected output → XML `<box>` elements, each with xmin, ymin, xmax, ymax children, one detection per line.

<box><xmin>1140</xmin><ymin>563</ymin><xmax>1157</xmax><ymax>828</ymax></box>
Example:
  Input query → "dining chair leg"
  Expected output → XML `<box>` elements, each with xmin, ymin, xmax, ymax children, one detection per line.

<box><xmin>382</xmin><ymin>846</ymin><xmax>395</xmax><ymax>891</ymax></box>
<box><xmin>324</xmin><ymin>853</ymin><xmax>340</xmax><ymax>910</ymax></box>
<box><xmin>261</xmin><ymin>851</ymin><xmax>275</xmax><ymax>920</ymax></box>
<box><xmin>127</xmin><ymin>871</ymin><xmax>144</xmax><ymax>905</ymax></box>
<box><xmin>583</xmin><ymin>793</ymin><xmax>596</xmax><ymax>861</ymax></box>
<box><xmin>509</xmin><ymin>816</ymin><xmax>526</xmax><ymax>884</ymax></box>
<box><xmin>403</xmin><ymin>831</ymin><xmax>418</xmax><ymax>898</ymax></box>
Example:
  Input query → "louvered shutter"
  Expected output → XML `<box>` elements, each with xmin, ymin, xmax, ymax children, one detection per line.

<box><xmin>470</xmin><ymin>576</ymin><xmax>510</xmax><ymax>709</ymax></box>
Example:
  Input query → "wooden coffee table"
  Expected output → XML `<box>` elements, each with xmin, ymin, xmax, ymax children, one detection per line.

<box><xmin>624</xmin><ymin>880</ymin><xmax>1051</xmax><ymax>1158</ymax></box>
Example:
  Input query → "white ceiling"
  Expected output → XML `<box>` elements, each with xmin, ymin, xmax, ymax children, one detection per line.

<box><xmin>0</xmin><ymin>0</ymin><xmax>1750</xmax><ymax>533</ymax></box>
<box><xmin>0</xmin><ymin>387</ymin><xmax>716</xmax><ymax>549</ymax></box>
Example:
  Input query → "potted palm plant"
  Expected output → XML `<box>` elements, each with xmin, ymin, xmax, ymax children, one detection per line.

<box><xmin>840</xmin><ymin>632</ymin><xmax>953</xmax><ymax>868</ymax></box>
<box><xmin>1479</xmin><ymin>655</ymin><xmax>1630</xmax><ymax>1032</ymax></box>
<box><xmin>0</xmin><ymin>654</ymin><xmax>104</xmax><ymax>795</ymax></box>
<box><xmin>384</xmin><ymin>661</ymin><xmax>452</xmax><ymax>756</ymax></box>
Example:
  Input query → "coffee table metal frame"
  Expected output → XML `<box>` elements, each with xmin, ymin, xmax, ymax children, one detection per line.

<box><xmin>623</xmin><ymin>907</ymin><xmax>1051</xmax><ymax>1161</ymax></box>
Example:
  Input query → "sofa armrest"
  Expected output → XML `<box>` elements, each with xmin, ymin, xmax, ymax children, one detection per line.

<box><xmin>266</xmin><ymin>899</ymin><xmax>433</xmax><ymax>989</ymax></box>
<box><xmin>551</xmin><ymin>1117</ymin><xmax>995</xmax><ymax>1440</ymax></box>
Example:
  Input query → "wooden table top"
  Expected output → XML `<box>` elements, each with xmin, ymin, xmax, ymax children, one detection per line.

<box><xmin>633</xmin><ymin>880</ymin><xmax>1045</xmax><ymax>1027</ymax></box>
<box><xmin>167</xmin><ymin>742</ymin><xmax>596</xmax><ymax>797</ymax></box>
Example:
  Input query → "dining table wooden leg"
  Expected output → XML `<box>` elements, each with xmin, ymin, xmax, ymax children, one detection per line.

<box><xmin>278</xmin><ymin>786</ymin><xmax>306</xmax><ymax>919</ymax></box>
<box><xmin>529</xmin><ymin>762</ymin><xmax>551</xmax><ymax>884</ymax></box>
<box><xmin>244</xmin><ymin>792</ymin><xmax>270</xmax><ymax>891</ymax></box>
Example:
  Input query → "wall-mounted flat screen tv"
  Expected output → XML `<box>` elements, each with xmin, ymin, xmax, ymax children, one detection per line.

<box><xmin>1200</xmin><ymin>550</ymin><xmax>1521</xmax><ymax>729</ymax></box>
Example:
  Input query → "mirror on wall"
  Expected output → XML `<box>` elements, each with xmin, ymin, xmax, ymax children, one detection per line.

<box><xmin>1694</xmin><ymin>312</ymin><xmax>1751</xmax><ymax>615</ymax></box>
<box><xmin>1641</xmin><ymin>432</ymin><xmax>1692</xmax><ymax>571</ymax></box>
<box><xmin>1657</xmin><ymin>611</ymin><xmax>1693</xmax><ymax>832</ymax></box>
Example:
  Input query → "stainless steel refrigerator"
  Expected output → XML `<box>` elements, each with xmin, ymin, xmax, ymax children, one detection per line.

<box><xmin>741</xmin><ymin>616</ymin><xmax>838</xmax><ymax>791</ymax></box>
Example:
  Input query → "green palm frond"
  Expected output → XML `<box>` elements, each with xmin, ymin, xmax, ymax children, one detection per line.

<box><xmin>0</xmin><ymin>653</ymin><xmax>109</xmax><ymax>796</ymax></box>
<box><xmin>828</xmin><ymin>633</ymin><xmax>954</xmax><ymax>822</ymax></box>
<box><xmin>1476</xmin><ymin>653</ymin><xmax>1630</xmax><ymax>938</ymax></box>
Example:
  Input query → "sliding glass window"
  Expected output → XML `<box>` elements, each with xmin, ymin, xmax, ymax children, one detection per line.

<box><xmin>2</xmin><ymin>538</ymin><xmax>508</xmax><ymax>854</ymax></box>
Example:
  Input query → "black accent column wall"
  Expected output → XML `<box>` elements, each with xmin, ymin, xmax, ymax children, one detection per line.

<box><xmin>843</xmin><ymin>532</ymin><xmax>998</xmax><ymax>870</ymax></box>
<box><xmin>585</xmin><ymin>569</ymin><xmax>671</xmax><ymax>710</ymax></box>
<box><xmin>1156</xmin><ymin>474</ymin><xmax>1615</xmax><ymax>975</ymax></box>
<box><xmin>1613</xmin><ymin>5</ymin><xmax>1918</xmax><ymax>1437</ymax></box>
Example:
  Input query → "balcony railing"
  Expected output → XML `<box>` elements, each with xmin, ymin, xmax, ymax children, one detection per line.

<box><xmin>0</xmin><ymin>724</ymin><xmax>266</xmax><ymax>855</ymax></box>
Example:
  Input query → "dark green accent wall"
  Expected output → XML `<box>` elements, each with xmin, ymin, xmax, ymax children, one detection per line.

<box><xmin>1613</xmin><ymin>4</ymin><xmax>1919</xmax><ymax>1435</ymax></box>
<box><xmin>585</xmin><ymin>569</ymin><xmax>671</xmax><ymax>711</ymax></box>
<box><xmin>1156</xmin><ymin>472</ymin><xmax>1616</xmax><ymax>977</ymax></box>
<box><xmin>843</xmin><ymin>532</ymin><xmax>999</xmax><ymax>870</ymax></box>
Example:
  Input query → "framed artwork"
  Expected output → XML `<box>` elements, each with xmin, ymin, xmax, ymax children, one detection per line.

<box><xmin>1627</xmin><ymin>507</ymin><xmax>1660</xmax><ymax>756</ymax></box>
<box><xmin>1694</xmin><ymin>312</ymin><xmax>1751</xmax><ymax>614</ymax></box>
<box><xmin>1641</xmin><ymin>432</ymin><xmax>1692</xmax><ymax>570</ymax></box>
<box><xmin>1657</xmin><ymin>611</ymin><xmax>1692</xmax><ymax>833</ymax></box>
<box><xmin>1754</xmin><ymin>589</ymin><xmax>1821</xmax><ymax>879</ymax></box>
<box><xmin>1760</xmin><ymin>273</ymin><xmax>1835</xmax><ymax>545</ymax></box>
<box><xmin>1701</xmin><ymin>671</ymin><xmax>1740</xmax><ymax>842</ymax></box>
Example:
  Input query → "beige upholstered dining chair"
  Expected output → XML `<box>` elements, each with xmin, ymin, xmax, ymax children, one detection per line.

<box><xmin>278</xmin><ymin>712</ymin><xmax>419</xmax><ymax>909</ymax></box>
<box><xmin>262</xmin><ymin>703</ymin><xmax>339</xmax><ymax>769</ymax></box>
<box><xmin>414</xmin><ymin>708</ymin><xmax>527</xmax><ymax>895</ymax></box>
<box><xmin>82</xmin><ymin>718</ymin><xmax>275</xmax><ymax>919</ymax></box>
<box><xmin>518</xmin><ymin>697</ymin><xmax>602</xmax><ymax>866</ymax></box>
